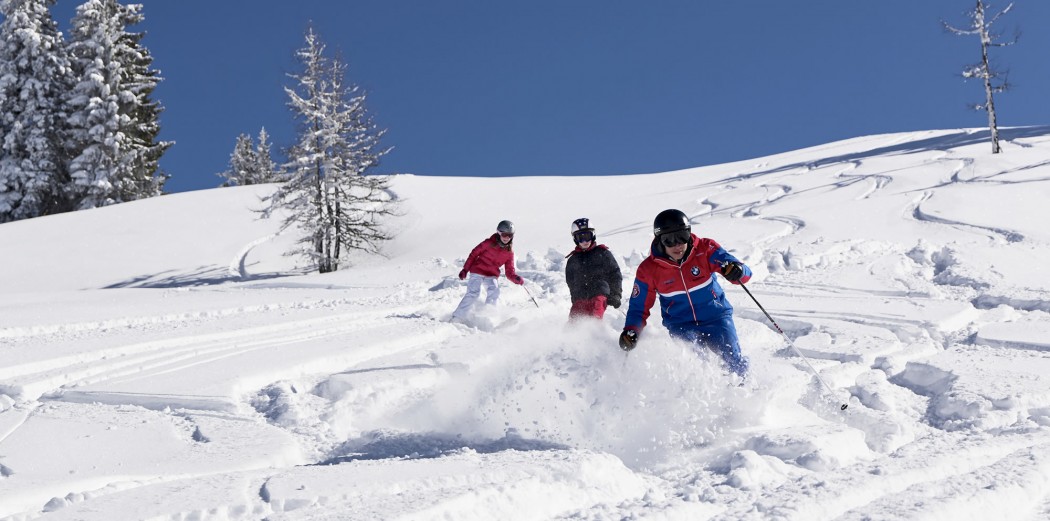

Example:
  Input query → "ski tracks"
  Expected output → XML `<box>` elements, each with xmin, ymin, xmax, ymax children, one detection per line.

<box><xmin>2</xmin><ymin>306</ymin><xmax>464</xmax><ymax>410</ymax></box>
<box><xmin>0</xmin><ymin>298</ymin><xmax>349</xmax><ymax>342</ymax></box>
<box><xmin>228</xmin><ymin>233</ymin><xmax>278</xmax><ymax>279</ymax></box>
<box><xmin>762</xmin><ymin>432</ymin><xmax>1050</xmax><ymax>521</ymax></box>
<box><xmin>662</xmin><ymin>429</ymin><xmax>1050</xmax><ymax>520</ymax></box>
<box><xmin>910</xmin><ymin>190</ymin><xmax>1025</xmax><ymax>243</ymax></box>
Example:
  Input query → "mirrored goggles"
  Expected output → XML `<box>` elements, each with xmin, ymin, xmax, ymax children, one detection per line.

<box><xmin>659</xmin><ymin>230</ymin><xmax>691</xmax><ymax>248</ymax></box>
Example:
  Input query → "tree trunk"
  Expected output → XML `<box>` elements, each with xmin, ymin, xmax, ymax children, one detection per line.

<box><xmin>314</xmin><ymin>156</ymin><xmax>327</xmax><ymax>273</ymax></box>
<box><xmin>977</xmin><ymin>0</ymin><xmax>1002</xmax><ymax>154</ymax></box>
<box><xmin>333</xmin><ymin>198</ymin><xmax>341</xmax><ymax>272</ymax></box>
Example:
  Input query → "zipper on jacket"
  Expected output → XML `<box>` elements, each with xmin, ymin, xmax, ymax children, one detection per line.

<box><xmin>677</xmin><ymin>266</ymin><xmax>699</xmax><ymax>322</ymax></box>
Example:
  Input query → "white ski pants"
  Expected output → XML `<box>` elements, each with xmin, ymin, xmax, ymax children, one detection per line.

<box><xmin>452</xmin><ymin>273</ymin><xmax>500</xmax><ymax>318</ymax></box>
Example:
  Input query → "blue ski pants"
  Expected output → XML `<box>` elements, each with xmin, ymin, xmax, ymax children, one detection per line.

<box><xmin>667</xmin><ymin>315</ymin><xmax>749</xmax><ymax>377</ymax></box>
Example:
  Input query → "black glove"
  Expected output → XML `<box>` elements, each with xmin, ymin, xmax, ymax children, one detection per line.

<box><xmin>607</xmin><ymin>296</ymin><xmax>621</xmax><ymax>309</ymax></box>
<box><xmin>721</xmin><ymin>261</ymin><xmax>744</xmax><ymax>282</ymax></box>
<box><xmin>618</xmin><ymin>329</ymin><xmax>638</xmax><ymax>351</ymax></box>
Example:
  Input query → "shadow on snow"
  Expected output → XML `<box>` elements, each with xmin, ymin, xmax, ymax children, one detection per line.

<box><xmin>317</xmin><ymin>430</ymin><xmax>569</xmax><ymax>465</ymax></box>
<box><xmin>103</xmin><ymin>265</ymin><xmax>306</xmax><ymax>289</ymax></box>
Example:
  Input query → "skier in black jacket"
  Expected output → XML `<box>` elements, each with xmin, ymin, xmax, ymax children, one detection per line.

<box><xmin>565</xmin><ymin>218</ymin><xmax>623</xmax><ymax>320</ymax></box>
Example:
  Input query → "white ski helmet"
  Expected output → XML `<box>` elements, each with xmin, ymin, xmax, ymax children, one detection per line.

<box><xmin>570</xmin><ymin>217</ymin><xmax>592</xmax><ymax>235</ymax></box>
<box><xmin>570</xmin><ymin>217</ymin><xmax>596</xmax><ymax>244</ymax></box>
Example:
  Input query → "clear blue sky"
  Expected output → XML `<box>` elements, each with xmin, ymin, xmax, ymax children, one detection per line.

<box><xmin>51</xmin><ymin>1</ymin><xmax>1050</xmax><ymax>193</ymax></box>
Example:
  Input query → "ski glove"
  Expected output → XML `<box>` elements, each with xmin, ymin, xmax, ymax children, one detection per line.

<box><xmin>459</xmin><ymin>269</ymin><xmax>468</xmax><ymax>280</ymax></box>
<box><xmin>721</xmin><ymin>261</ymin><xmax>744</xmax><ymax>282</ymax></box>
<box><xmin>607</xmin><ymin>296</ymin><xmax>621</xmax><ymax>309</ymax></box>
<box><xmin>509</xmin><ymin>274</ymin><xmax>524</xmax><ymax>285</ymax></box>
<box><xmin>618</xmin><ymin>329</ymin><xmax>638</xmax><ymax>351</ymax></box>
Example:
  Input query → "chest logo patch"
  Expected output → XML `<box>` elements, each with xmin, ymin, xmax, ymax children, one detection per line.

<box><xmin>691</xmin><ymin>266</ymin><xmax>700</xmax><ymax>277</ymax></box>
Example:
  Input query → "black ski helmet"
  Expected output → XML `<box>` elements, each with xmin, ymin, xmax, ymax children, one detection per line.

<box><xmin>653</xmin><ymin>209</ymin><xmax>690</xmax><ymax>236</ymax></box>
<box><xmin>497</xmin><ymin>220</ymin><xmax>515</xmax><ymax>235</ymax></box>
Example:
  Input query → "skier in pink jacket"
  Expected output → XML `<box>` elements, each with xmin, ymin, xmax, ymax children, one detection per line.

<box><xmin>451</xmin><ymin>220</ymin><xmax>524</xmax><ymax>321</ymax></box>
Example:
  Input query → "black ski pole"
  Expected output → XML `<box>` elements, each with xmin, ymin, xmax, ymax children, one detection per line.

<box><xmin>521</xmin><ymin>283</ymin><xmax>540</xmax><ymax>308</ymax></box>
<box><xmin>740</xmin><ymin>283</ymin><xmax>849</xmax><ymax>411</ymax></box>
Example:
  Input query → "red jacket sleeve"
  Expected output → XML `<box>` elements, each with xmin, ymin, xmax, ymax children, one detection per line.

<box><xmin>462</xmin><ymin>239</ymin><xmax>487</xmax><ymax>273</ymax></box>
<box><xmin>503</xmin><ymin>252</ymin><xmax>519</xmax><ymax>281</ymax></box>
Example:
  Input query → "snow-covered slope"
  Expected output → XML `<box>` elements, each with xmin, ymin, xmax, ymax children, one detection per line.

<box><xmin>2</xmin><ymin>127</ymin><xmax>1050</xmax><ymax>520</ymax></box>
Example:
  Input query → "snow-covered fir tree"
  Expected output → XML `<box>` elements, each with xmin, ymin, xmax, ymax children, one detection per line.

<box><xmin>266</xmin><ymin>27</ymin><xmax>395</xmax><ymax>273</ymax></box>
<box><xmin>252</xmin><ymin>128</ymin><xmax>281</xmax><ymax>183</ymax></box>
<box><xmin>0</xmin><ymin>0</ymin><xmax>75</xmax><ymax>222</ymax></box>
<box><xmin>218</xmin><ymin>134</ymin><xmax>257</xmax><ymax>187</ymax></box>
<box><xmin>218</xmin><ymin>128</ymin><xmax>282</xmax><ymax>187</ymax></box>
<box><xmin>65</xmin><ymin>0</ymin><xmax>171</xmax><ymax>208</ymax></box>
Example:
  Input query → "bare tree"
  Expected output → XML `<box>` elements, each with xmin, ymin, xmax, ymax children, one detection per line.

<box><xmin>944</xmin><ymin>1</ymin><xmax>1018</xmax><ymax>154</ymax></box>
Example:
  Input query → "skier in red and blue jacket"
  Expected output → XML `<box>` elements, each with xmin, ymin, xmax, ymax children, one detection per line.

<box><xmin>618</xmin><ymin>209</ymin><xmax>751</xmax><ymax>377</ymax></box>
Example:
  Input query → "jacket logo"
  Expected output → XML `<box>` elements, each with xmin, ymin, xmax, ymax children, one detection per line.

<box><xmin>631</xmin><ymin>283</ymin><xmax>640</xmax><ymax>298</ymax></box>
<box><xmin>662</xmin><ymin>279</ymin><xmax>675</xmax><ymax>286</ymax></box>
<box><xmin>691</xmin><ymin>266</ymin><xmax>700</xmax><ymax>277</ymax></box>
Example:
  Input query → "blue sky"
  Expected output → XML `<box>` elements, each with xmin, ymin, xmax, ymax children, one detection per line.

<box><xmin>51</xmin><ymin>1</ymin><xmax>1050</xmax><ymax>193</ymax></box>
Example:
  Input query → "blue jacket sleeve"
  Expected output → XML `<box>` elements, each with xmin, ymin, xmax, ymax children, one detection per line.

<box><xmin>624</xmin><ymin>278</ymin><xmax>653</xmax><ymax>330</ymax></box>
<box><xmin>709</xmin><ymin>247</ymin><xmax>752</xmax><ymax>284</ymax></box>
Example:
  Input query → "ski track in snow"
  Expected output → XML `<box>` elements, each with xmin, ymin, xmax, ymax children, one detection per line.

<box><xmin>229</xmin><ymin>233</ymin><xmax>278</xmax><ymax>278</ymax></box>
<box><xmin>2</xmin><ymin>302</ymin><xmax>462</xmax><ymax>407</ymax></box>
<box><xmin>0</xmin><ymin>297</ymin><xmax>352</xmax><ymax>341</ymax></box>
<box><xmin>912</xmin><ymin>190</ymin><xmax>1025</xmax><ymax>244</ymax></box>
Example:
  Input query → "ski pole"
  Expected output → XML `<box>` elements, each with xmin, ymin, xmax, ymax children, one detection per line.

<box><xmin>739</xmin><ymin>283</ymin><xmax>849</xmax><ymax>411</ymax></box>
<box><xmin>521</xmin><ymin>284</ymin><xmax>540</xmax><ymax>308</ymax></box>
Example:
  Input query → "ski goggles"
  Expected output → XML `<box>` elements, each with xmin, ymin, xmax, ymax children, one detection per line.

<box><xmin>659</xmin><ymin>230</ymin><xmax>691</xmax><ymax>247</ymax></box>
<box><xmin>573</xmin><ymin>230</ymin><xmax>595</xmax><ymax>243</ymax></box>
<box><xmin>499</xmin><ymin>232</ymin><xmax>514</xmax><ymax>239</ymax></box>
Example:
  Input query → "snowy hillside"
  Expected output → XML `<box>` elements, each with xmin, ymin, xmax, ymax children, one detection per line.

<box><xmin>2</xmin><ymin>127</ymin><xmax>1050</xmax><ymax>520</ymax></box>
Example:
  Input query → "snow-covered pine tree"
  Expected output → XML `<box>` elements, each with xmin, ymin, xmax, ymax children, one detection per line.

<box><xmin>218</xmin><ymin>128</ymin><xmax>283</xmax><ymax>187</ymax></box>
<box><xmin>266</xmin><ymin>27</ymin><xmax>395</xmax><ymax>273</ymax></box>
<box><xmin>218</xmin><ymin>133</ymin><xmax>258</xmax><ymax>187</ymax></box>
<box><xmin>944</xmin><ymin>0</ymin><xmax>1017</xmax><ymax>154</ymax></box>
<box><xmin>253</xmin><ymin>127</ymin><xmax>283</xmax><ymax>184</ymax></box>
<box><xmin>65</xmin><ymin>0</ymin><xmax>171</xmax><ymax>208</ymax></box>
<box><xmin>0</xmin><ymin>0</ymin><xmax>75</xmax><ymax>222</ymax></box>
